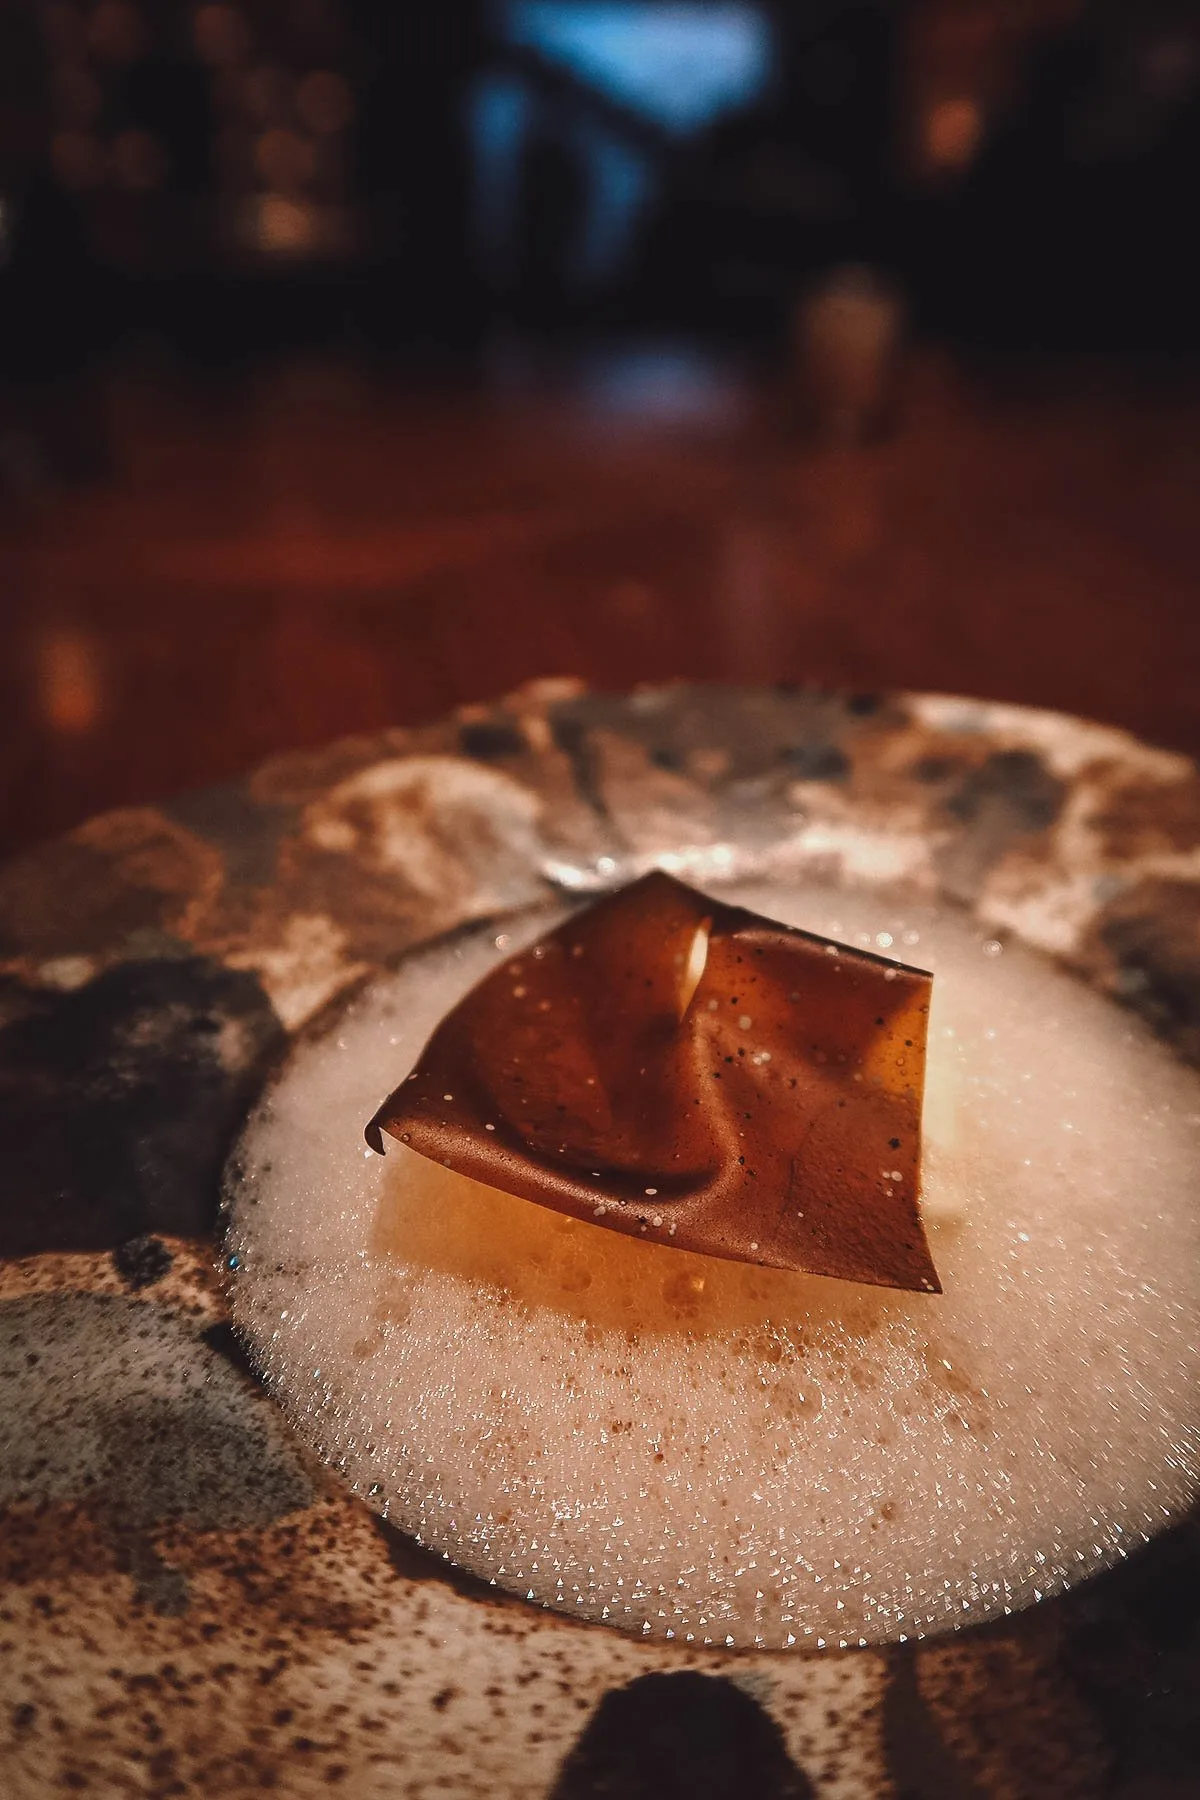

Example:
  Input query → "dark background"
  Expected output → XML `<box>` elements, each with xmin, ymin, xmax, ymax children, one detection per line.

<box><xmin>3</xmin><ymin>0</ymin><xmax>1199</xmax><ymax>859</ymax></box>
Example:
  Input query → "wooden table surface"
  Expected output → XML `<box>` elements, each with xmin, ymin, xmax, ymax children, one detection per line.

<box><xmin>2</xmin><ymin>341</ymin><xmax>1199</xmax><ymax>862</ymax></box>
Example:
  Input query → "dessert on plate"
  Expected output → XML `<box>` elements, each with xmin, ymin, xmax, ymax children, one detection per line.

<box><xmin>227</xmin><ymin>863</ymin><xmax>1200</xmax><ymax>1650</ymax></box>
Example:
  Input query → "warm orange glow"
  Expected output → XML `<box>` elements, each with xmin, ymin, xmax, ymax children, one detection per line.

<box><xmin>925</xmin><ymin>97</ymin><xmax>984</xmax><ymax>170</ymax></box>
<box><xmin>252</xmin><ymin>192</ymin><xmax>316</xmax><ymax>254</ymax></box>
<box><xmin>36</xmin><ymin>629</ymin><xmax>104</xmax><ymax>737</ymax></box>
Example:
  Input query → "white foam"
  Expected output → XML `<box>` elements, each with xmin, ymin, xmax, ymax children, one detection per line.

<box><xmin>227</xmin><ymin>882</ymin><xmax>1200</xmax><ymax>1648</ymax></box>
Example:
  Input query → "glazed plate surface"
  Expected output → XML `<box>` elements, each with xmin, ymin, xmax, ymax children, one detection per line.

<box><xmin>2</xmin><ymin>682</ymin><xmax>1200</xmax><ymax>1798</ymax></box>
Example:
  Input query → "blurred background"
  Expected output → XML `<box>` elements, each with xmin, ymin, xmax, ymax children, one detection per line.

<box><xmin>2</xmin><ymin>0</ymin><xmax>1199</xmax><ymax>858</ymax></box>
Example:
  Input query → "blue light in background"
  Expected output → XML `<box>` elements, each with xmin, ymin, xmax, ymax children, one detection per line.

<box><xmin>473</xmin><ymin>3</ymin><xmax>774</xmax><ymax>290</ymax></box>
<box><xmin>507</xmin><ymin>2</ymin><xmax>773</xmax><ymax>134</ymax></box>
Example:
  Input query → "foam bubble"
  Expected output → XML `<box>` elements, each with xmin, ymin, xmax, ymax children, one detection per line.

<box><xmin>227</xmin><ymin>882</ymin><xmax>1200</xmax><ymax>1648</ymax></box>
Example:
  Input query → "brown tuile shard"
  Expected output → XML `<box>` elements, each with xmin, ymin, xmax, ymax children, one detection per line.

<box><xmin>366</xmin><ymin>871</ymin><xmax>940</xmax><ymax>1293</ymax></box>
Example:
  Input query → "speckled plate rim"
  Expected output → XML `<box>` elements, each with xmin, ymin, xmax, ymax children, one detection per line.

<box><xmin>2</xmin><ymin>680</ymin><xmax>1199</xmax><ymax>1799</ymax></box>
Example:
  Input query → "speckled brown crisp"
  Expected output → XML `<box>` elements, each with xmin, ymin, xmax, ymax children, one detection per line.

<box><xmin>2</xmin><ymin>682</ymin><xmax>1200</xmax><ymax>1799</ymax></box>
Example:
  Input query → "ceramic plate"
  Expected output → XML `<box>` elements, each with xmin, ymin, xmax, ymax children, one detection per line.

<box><xmin>2</xmin><ymin>682</ymin><xmax>1199</xmax><ymax>1799</ymax></box>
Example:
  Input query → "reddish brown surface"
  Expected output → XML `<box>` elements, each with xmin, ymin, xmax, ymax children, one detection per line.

<box><xmin>2</xmin><ymin>344</ymin><xmax>1199</xmax><ymax>861</ymax></box>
